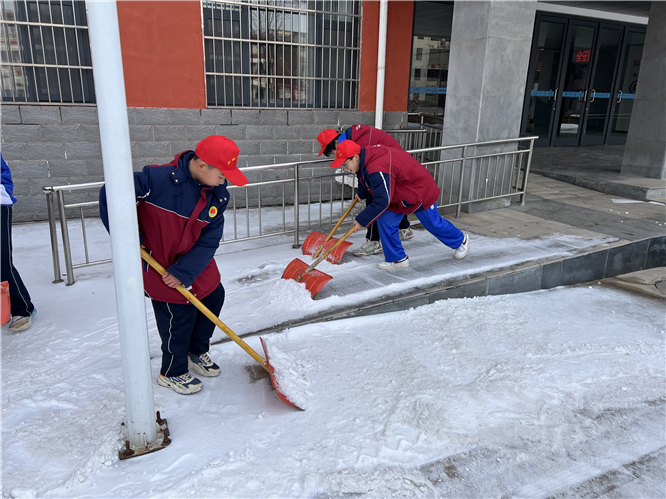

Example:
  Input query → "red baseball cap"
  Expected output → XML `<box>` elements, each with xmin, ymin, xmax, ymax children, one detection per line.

<box><xmin>330</xmin><ymin>140</ymin><xmax>361</xmax><ymax>169</ymax></box>
<box><xmin>195</xmin><ymin>135</ymin><xmax>248</xmax><ymax>186</ymax></box>
<box><xmin>317</xmin><ymin>128</ymin><xmax>339</xmax><ymax>156</ymax></box>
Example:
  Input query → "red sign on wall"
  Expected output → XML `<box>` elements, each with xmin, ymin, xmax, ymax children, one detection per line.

<box><xmin>575</xmin><ymin>49</ymin><xmax>591</xmax><ymax>63</ymax></box>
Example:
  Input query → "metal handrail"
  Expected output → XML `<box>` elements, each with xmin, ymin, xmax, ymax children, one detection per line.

<box><xmin>43</xmin><ymin>136</ymin><xmax>537</xmax><ymax>285</ymax></box>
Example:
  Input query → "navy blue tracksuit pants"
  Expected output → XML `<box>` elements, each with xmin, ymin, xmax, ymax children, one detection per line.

<box><xmin>1</xmin><ymin>205</ymin><xmax>35</xmax><ymax>318</ymax></box>
<box><xmin>151</xmin><ymin>283</ymin><xmax>225</xmax><ymax>377</ymax></box>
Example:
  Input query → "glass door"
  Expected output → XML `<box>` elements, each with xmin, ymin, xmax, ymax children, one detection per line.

<box><xmin>607</xmin><ymin>29</ymin><xmax>646</xmax><ymax>144</ymax></box>
<box><xmin>407</xmin><ymin>2</ymin><xmax>454</xmax><ymax>117</ymax></box>
<box><xmin>521</xmin><ymin>14</ymin><xmax>646</xmax><ymax>147</ymax></box>
<box><xmin>522</xmin><ymin>16</ymin><xmax>567</xmax><ymax>146</ymax></box>
<box><xmin>553</xmin><ymin>21</ymin><xmax>597</xmax><ymax>145</ymax></box>
<box><xmin>580</xmin><ymin>24</ymin><xmax>623</xmax><ymax>145</ymax></box>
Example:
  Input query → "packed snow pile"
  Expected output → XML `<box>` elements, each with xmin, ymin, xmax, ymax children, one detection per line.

<box><xmin>261</xmin><ymin>333</ymin><xmax>313</xmax><ymax>410</ymax></box>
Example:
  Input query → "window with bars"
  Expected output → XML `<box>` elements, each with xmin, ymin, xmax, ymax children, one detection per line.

<box><xmin>202</xmin><ymin>0</ymin><xmax>361</xmax><ymax>109</ymax></box>
<box><xmin>1</xmin><ymin>0</ymin><xmax>95</xmax><ymax>104</ymax></box>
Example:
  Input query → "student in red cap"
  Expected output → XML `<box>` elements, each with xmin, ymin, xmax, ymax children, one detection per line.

<box><xmin>317</xmin><ymin>125</ymin><xmax>413</xmax><ymax>257</ymax></box>
<box><xmin>99</xmin><ymin>135</ymin><xmax>248</xmax><ymax>395</ymax></box>
<box><xmin>330</xmin><ymin>140</ymin><xmax>468</xmax><ymax>269</ymax></box>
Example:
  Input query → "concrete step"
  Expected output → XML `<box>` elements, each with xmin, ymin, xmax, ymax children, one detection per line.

<box><xmin>532</xmin><ymin>168</ymin><xmax>666</xmax><ymax>203</ymax></box>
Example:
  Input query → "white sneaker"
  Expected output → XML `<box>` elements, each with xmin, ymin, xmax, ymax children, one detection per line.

<box><xmin>352</xmin><ymin>239</ymin><xmax>383</xmax><ymax>257</ymax></box>
<box><xmin>8</xmin><ymin>309</ymin><xmax>36</xmax><ymax>332</ymax></box>
<box><xmin>399</xmin><ymin>228</ymin><xmax>414</xmax><ymax>241</ymax></box>
<box><xmin>377</xmin><ymin>256</ymin><xmax>409</xmax><ymax>270</ymax></box>
<box><xmin>188</xmin><ymin>352</ymin><xmax>221</xmax><ymax>377</ymax></box>
<box><xmin>157</xmin><ymin>372</ymin><xmax>203</xmax><ymax>394</ymax></box>
<box><xmin>454</xmin><ymin>232</ymin><xmax>469</xmax><ymax>260</ymax></box>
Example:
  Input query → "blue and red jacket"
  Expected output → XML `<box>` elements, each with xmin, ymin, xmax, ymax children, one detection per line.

<box><xmin>99</xmin><ymin>151</ymin><xmax>229</xmax><ymax>304</ymax></box>
<box><xmin>355</xmin><ymin>145</ymin><xmax>440</xmax><ymax>227</ymax></box>
<box><xmin>340</xmin><ymin>124</ymin><xmax>402</xmax><ymax>150</ymax></box>
<box><xmin>1</xmin><ymin>153</ymin><xmax>17</xmax><ymax>206</ymax></box>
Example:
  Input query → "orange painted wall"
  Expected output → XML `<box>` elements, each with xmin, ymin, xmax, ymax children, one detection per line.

<box><xmin>117</xmin><ymin>1</ymin><xmax>412</xmax><ymax>111</ymax></box>
<box><xmin>117</xmin><ymin>1</ymin><xmax>205</xmax><ymax>108</ymax></box>
<box><xmin>359</xmin><ymin>1</ymin><xmax>414</xmax><ymax>112</ymax></box>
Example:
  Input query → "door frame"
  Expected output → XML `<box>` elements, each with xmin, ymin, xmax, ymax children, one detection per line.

<box><xmin>579</xmin><ymin>22</ymin><xmax>624</xmax><ymax>146</ymax></box>
<box><xmin>552</xmin><ymin>19</ymin><xmax>599</xmax><ymax>146</ymax></box>
<box><xmin>605</xmin><ymin>26</ymin><xmax>646</xmax><ymax>145</ymax></box>
<box><xmin>521</xmin><ymin>13</ymin><xmax>569</xmax><ymax>147</ymax></box>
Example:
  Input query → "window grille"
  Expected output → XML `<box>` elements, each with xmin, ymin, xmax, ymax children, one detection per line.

<box><xmin>202</xmin><ymin>0</ymin><xmax>361</xmax><ymax>109</ymax></box>
<box><xmin>1</xmin><ymin>0</ymin><xmax>95</xmax><ymax>104</ymax></box>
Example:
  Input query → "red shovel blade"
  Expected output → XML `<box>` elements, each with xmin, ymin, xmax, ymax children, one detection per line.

<box><xmin>301</xmin><ymin>231</ymin><xmax>328</xmax><ymax>256</ymax></box>
<box><xmin>260</xmin><ymin>338</ymin><xmax>304</xmax><ymax>410</ymax></box>
<box><xmin>282</xmin><ymin>258</ymin><xmax>333</xmax><ymax>298</ymax></box>
<box><xmin>301</xmin><ymin>231</ymin><xmax>352</xmax><ymax>265</ymax></box>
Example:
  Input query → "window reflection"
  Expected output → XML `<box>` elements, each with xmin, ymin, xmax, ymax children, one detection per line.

<box><xmin>408</xmin><ymin>1</ymin><xmax>453</xmax><ymax>118</ymax></box>
<box><xmin>203</xmin><ymin>0</ymin><xmax>360</xmax><ymax>109</ymax></box>
<box><xmin>1</xmin><ymin>0</ymin><xmax>94</xmax><ymax>104</ymax></box>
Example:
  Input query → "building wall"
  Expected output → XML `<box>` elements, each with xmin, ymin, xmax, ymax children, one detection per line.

<box><xmin>2</xmin><ymin>104</ymin><xmax>408</xmax><ymax>222</ymax></box>
<box><xmin>621</xmin><ymin>1</ymin><xmax>666</xmax><ymax>179</ymax></box>
<box><xmin>1</xmin><ymin>1</ymin><xmax>414</xmax><ymax>222</ymax></box>
<box><xmin>117</xmin><ymin>0</ymin><xmax>206</xmax><ymax>109</ymax></box>
<box><xmin>360</xmin><ymin>1</ymin><xmax>414</xmax><ymax>112</ymax></box>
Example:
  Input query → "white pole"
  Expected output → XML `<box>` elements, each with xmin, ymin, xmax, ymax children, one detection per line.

<box><xmin>374</xmin><ymin>0</ymin><xmax>388</xmax><ymax>129</ymax></box>
<box><xmin>86</xmin><ymin>0</ymin><xmax>157</xmax><ymax>448</ymax></box>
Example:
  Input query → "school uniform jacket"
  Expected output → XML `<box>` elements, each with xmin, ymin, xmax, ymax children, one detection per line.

<box><xmin>355</xmin><ymin>145</ymin><xmax>440</xmax><ymax>228</ymax></box>
<box><xmin>99</xmin><ymin>151</ymin><xmax>229</xmax><ymax>304</ymax></box>
<box><xmin>342</xmin><ymin>124</ymin><xmax>402</xmax><ymax>150</ymax></box>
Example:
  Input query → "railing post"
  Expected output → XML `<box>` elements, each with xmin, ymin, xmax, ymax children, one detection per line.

<box><xmin>456</xmin><ymin>146</ymin><xmax>467</xmax><ymax>218</ymax></box>
<box><xmin>56</xmin><ymin>189</ymin><xmax>75</xmax><ymax>286</ymax></box>
<box><xmin>293</xmin><ymin>163</ymin><xmax>301</xmax><ymax>248</ymax></box>
<box><xmin>520</xmin><ymin>138</ymin><xmax>535</xmax><ymax>206</ymax></box>
<box><xmin>45</xmin><ymin>189</ymin><xmax>63</xmax><ymax>284</ymax></box>
<box><xmin>80</xmin><ymin>206</ymin><xmax>90</xmax><ymax>264</ymax></box>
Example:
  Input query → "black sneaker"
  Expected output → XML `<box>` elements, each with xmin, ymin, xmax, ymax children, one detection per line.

<box><xmin>188</xmin><ymin>352</ymin><xmax>221</xmax><ymax>377</ymax></box>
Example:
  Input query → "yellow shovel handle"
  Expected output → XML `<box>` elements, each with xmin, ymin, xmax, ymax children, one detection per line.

<box><xmin>140</xmin><ymin>248</ymin><xmax>269</xmax><ymax>373</ymax></box>
<box><xmin>313</xmin><ymin>197</ymin><xmax>359</xmax><ymax>259</ymax></box>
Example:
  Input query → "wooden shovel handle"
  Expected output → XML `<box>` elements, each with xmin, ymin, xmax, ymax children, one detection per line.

<box><xmin>313</xmin><ymin>197</ymin><xmax>359</xmax><ymax>259</ymax></box>
<box><xmin>299</xmin><ymin>226</ymin><xmax>356</xmax><ymax>280</ymax></box>
<box><xmin>140</xmin><ymin>248</ymin><xmax>269</xmax><ymax>372</ymax></box>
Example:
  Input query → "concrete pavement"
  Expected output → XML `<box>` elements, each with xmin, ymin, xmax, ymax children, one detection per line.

<box><xmin>531</xmin><ymin>145</ymin><xmax>666</xmax><ymax>203</ymax></box>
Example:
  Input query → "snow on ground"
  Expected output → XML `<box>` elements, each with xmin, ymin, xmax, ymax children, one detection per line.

<box><xmin>32</xmin><ymin>213</ymin><xmax>624</xmax><ymax>337</ymax></box>
<box><xmin>2</xmin><ymin>219</ymin><xmax>665</xmax><ymax>498</ymax></box>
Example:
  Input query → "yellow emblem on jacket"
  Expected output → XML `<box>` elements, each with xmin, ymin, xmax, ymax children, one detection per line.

<box><xmin>209</xmin><ymin>206</ymin><xmax>218</xmax><ymax>218</ymax></box>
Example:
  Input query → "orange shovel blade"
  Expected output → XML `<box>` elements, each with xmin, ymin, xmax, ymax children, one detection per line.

<box><xmin>301</xmin><ymin>231</ymin><xmax>327</xmax><ymax>256</ymax></box>
<box><xmin>301</xmin><ymin>231</ymin><xmax>352</xmax><ymax>265</ymax></box>
<box><xmin>282</xmin><ymin>258</ymin><xmax>333</xmax><ymax>298</ymax></box>
<box><xmin>260</xmin><ymin>338</ymin><xmax>304</xmax><ymax>410</ymax></box>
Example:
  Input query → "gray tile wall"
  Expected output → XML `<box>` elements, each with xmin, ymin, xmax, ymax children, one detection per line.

<box><xmin>1</xmin><ymin>105</ymin><xmax>405</xmax><ymax>222</ymax></box>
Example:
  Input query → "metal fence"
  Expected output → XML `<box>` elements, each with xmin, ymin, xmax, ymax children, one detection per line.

<box><xmin>43</xmin><ymin>136</ymin><xmax>537</xmax><ymax>285</ymax></box>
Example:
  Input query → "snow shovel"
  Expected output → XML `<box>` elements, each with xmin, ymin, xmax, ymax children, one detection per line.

<box><xmin>301</xmin><ymin>197</ymin><xmax>358</xmax><ymax>264</ymax></box>
<box><xmin>282</xmin><ymin>226</ymin><xmax>355</xmax><ymax>298</ymax></box>
<box><xmin>140</xmin><ymin>248</ymin><xmax>302</xmax><ymax>410</ymax></box>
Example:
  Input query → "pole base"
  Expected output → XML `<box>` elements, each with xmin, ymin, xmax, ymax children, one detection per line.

<box><xmin>118</xmin><ymin>411</ymin><xmax>171</xmax><ymax>460</ymax></box>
